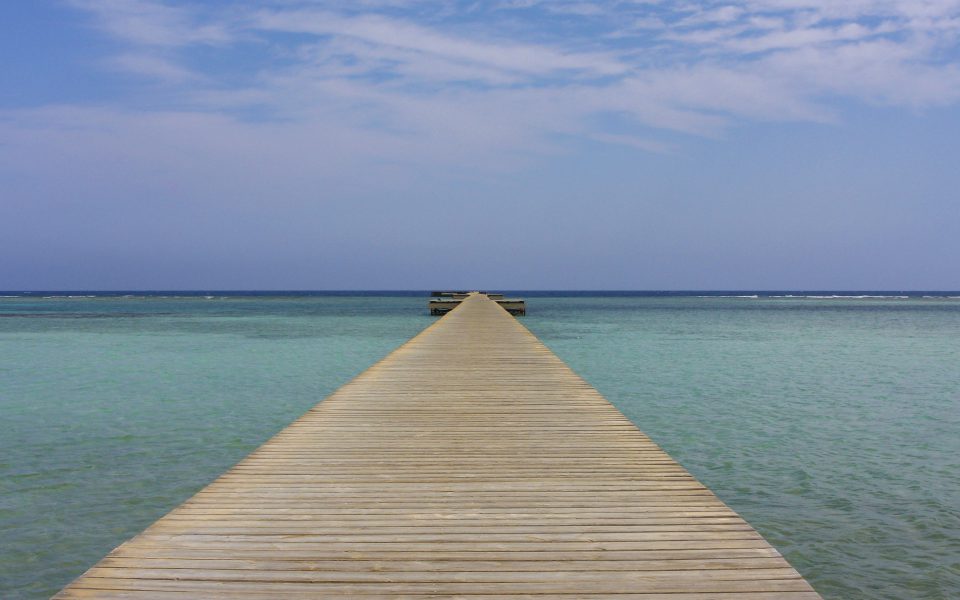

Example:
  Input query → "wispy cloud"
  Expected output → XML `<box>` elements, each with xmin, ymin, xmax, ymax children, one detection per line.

<box><xmin>107</xmin><ymin>53</ymin><xmax>201</xmax><ymax>82</ymax></box>
<box><xmin>67</xmin><ymin>0</ymin><xmax>232</xmax><ymax>47</ymax></box>
<box><xmin>16</xmin><ymin>0</ymin><xmax>960</xmax><ymax>171</ymax></box>
<box><xmin>251</xmin><ymin>9</ymin><xmax>629</xmax><ymax>80</ymax></box>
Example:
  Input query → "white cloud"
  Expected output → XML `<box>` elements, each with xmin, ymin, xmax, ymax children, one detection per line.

<box><xmin>252</xmin><ymin>9</ymin><xmax>628</xmax><ymax>79</ymax></box>
<box><xmin>31</xmin><ymin>0</ymin><xmax>960</xmax><ymax>168</ymax></box>
<box><xmin>108</xmin><ymin>53</ymin><xmax>200</xmax><ymax>82</ymax></box>
<box><xmin>68</xmin><ymin>0</ymin><xmax>232</xmax><ymax>47</ymax></box>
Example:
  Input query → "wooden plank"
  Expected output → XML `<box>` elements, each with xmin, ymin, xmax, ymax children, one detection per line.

<box><xmin>59</xmin><ymin>590</ymin><xmax>823</xmax><ymax>600</ymax></box>
<box><xmin>55</xmin><ymin>293</ymin><xmax>820</xmax><ymax>598</ymax></box>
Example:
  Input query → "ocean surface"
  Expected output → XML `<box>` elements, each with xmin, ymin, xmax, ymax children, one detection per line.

<box><xmin>1</xmin><ymin>291</ymin><xmax>958</xmax><ymax>599</ymax></box>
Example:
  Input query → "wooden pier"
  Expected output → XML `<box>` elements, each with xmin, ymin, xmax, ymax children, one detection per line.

<box><xmin>57</xmin><ymin>293</ymin><xmax>819</xmax><ymax>598</ymax></box>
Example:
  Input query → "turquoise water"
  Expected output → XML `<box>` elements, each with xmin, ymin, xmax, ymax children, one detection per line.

<box><xmin>525</xmin><ymin>296</ymin><xmax>960</xmax><ymax>599</ymax></box>
<box><xmin>2</xmin><ymin>294</ymin><xmax>959</xmax><ymax>598</ymax></box>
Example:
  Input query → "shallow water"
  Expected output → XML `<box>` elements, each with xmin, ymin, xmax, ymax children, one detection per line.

<box><xmin>1</xmin><ymin>293</ymin><xmax>958</xmax><ymax>598</ymax></box>
<box><xmin>523</xmin><ymin>296</ymin><xmax>960</xmax><ymax>599</ymax></box>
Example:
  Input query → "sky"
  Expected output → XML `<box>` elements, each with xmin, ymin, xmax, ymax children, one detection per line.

<box><xmin>2</xmin><ymin>0</ymin><xmax>959</xmax><ymax>290</ymax></box>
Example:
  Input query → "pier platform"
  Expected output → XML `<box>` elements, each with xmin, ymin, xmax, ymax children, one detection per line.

<box><xmin>430</xmin><ymin>292</ymin><xmax>524</xmax><ymax>315</ymax></box>
<box><xmin>57</xmin><ymin>293</ymin><xmax>819</xmax><ymax>598</ymax></box>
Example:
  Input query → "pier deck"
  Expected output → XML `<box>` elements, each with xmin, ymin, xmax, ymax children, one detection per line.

<box><xmin>57</xmin><ymin>293</ymin><xmax>820</xmax><ymax>598</ymax></box>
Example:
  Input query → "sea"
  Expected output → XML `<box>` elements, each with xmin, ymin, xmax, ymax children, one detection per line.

<box><xmin>1</xmin><ymin>291</ymin><xmax>958</xmax><ymax>599</ymax></box>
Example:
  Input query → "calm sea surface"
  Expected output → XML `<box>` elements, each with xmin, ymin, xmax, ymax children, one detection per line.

<box><xmin>2</xmin><ymin>292</ymin><xmax>958</xmax><ymax>599</ymax></box>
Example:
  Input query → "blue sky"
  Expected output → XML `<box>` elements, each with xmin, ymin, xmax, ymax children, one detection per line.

<box><xmin>2</xmin><ymin>0</ymin><xmax>959</xmax><ymax>289</ymax></box>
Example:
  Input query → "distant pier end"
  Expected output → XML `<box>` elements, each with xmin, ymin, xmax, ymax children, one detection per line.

<box><xmin>429</xmin><ymin>291</ymin><xmax>525</xmax><ymax>316</ymax></box>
